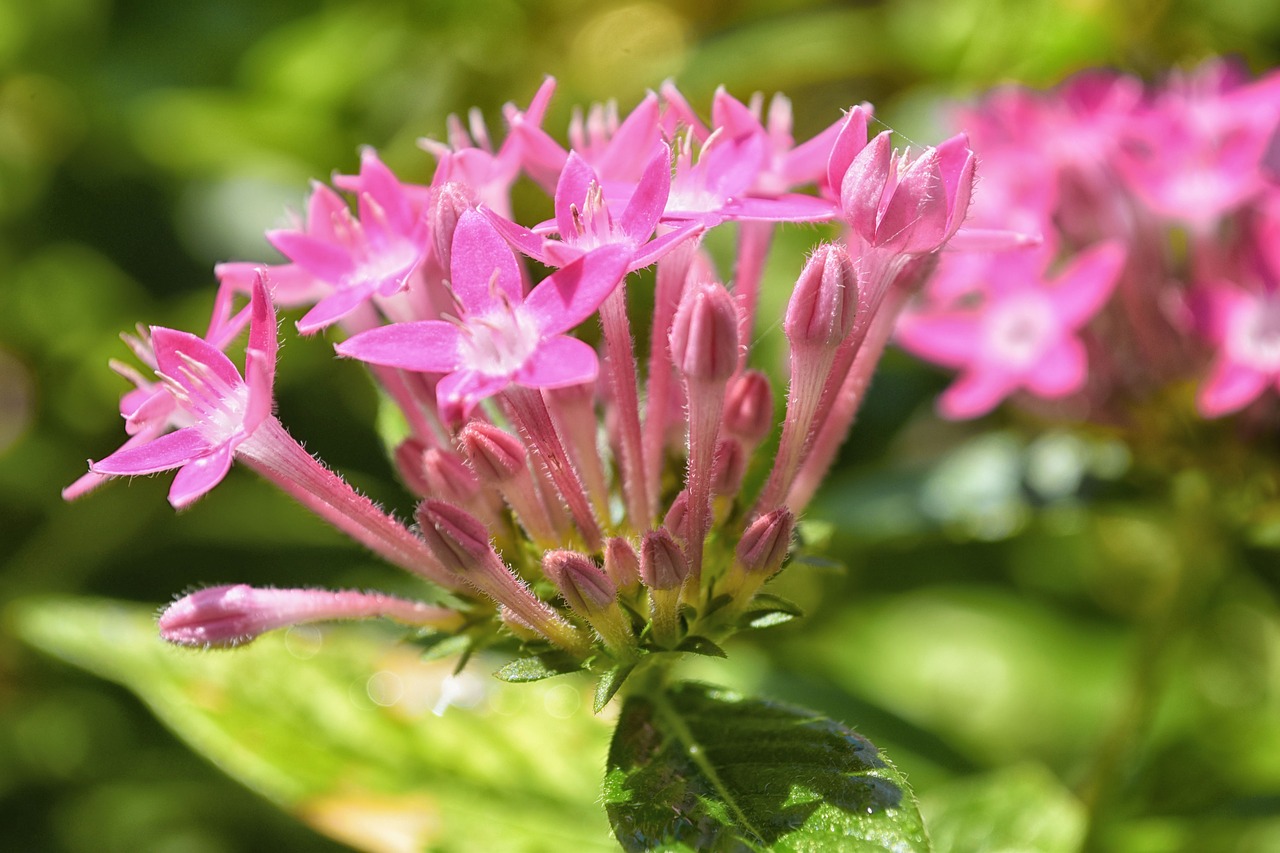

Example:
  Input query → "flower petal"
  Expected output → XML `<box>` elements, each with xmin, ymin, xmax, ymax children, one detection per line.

<box><xmin>618</xmin><ymin>142</ymin><xmax>672</xmax><ymax>243</ymax></box>
<box><xmin>168</xmin><ymin>443</ymin><xmax>235</xmax><ymax>509</ymax></box>
<box><xmin>152</xmin><ymin>328</ymin><xmax>244</xmax><ymax>398</ymax></box>
<box><xmin>1198</xmin><ymin>358</ymin><xmax>1270</xmax><ymax>417</ymax></box>
<box><xmin>554</xmin><ymin>153</ymin><xmax>599</xmax><ymax>243</ymax></box>
<box><xmin>450</xmin><ymin>210</ymin><xmax>524</xmax><ymax>313</ymax></box>
<box><xmin>92</xmin><ymin>427</ymin><xmax>213</xmax><ymax>476</ymax></box>
<box><xmin>515</xmin><ymin>335</ymin><xmax>599</xmax><ymax>389</ymax></box>
<box><xmin>938</xmin><ymin>369</ymin><xmax>1019</xmax><ymax>420</ymax></box>
<box><xmin>296</xmin><ymin>282</ymin><xmax>376</xmax><ymax>334</ymax></box>
<box><xmin>336</xmin><ymin>321</ymin><xmax>463</xmax><ymax>373</ymax></box>
<box><xmin>1024</xmin><ymin>337</ymin><xmax>1087</xmax><ymax>398</ymax></box>
<box><xmin>523</xmin><ymin>245</ymin><xmax>630</xmax><ymax>335</ymax></box>
<box><xmin>435</xmin><ymin>369</ymin><xmax>512</xmax><ymax>422</ymax></box>
<box><xmin>895</xmin><ymin>311</ymin><xmax>983</xmax><ymax>369</ymax></box>
<box><xmin>1049</xmin><ymin>241</ymin><xmax>1126</xmax><ymax>327</ymax></box>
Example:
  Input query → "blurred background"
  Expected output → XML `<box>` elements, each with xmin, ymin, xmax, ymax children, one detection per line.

<box><xmin>3</xmin><ymin>0</ymin><xmax>1280</xmax><ymax>850</ymax></box>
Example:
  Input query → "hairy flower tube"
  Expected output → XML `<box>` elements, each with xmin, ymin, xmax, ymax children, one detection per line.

<box><xmin>69</xmin><ymin>78</ymin><xmax>980</xmax><ymax>701</ymax></box>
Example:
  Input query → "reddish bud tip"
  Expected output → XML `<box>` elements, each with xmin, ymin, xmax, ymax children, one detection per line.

<box><xmin>416</xmin><ymin>500</ymin><xmax>493</xmax><ymax>573</ymax></box>
<box><xmin>786</xmin><ymin>243</ymin><xmax>859</xmax><ymax>346</ymax></box>
<box><xmin>543</xmin><ymin>550</ymin><xmax>617</xmax><ymax>613</ymax></box>
<box><xmin>458</xmin><ymin>421</ymin><xmax>527</xmax><ymax>483</ymax></box>
<box><xmin>640</xmin><ymin>528</ymin><xmax>689</xmax><ymax>590</ymax></box>
<box><xmin>603</xmin><ymin>537</ymin><xmax>641</xmax><ymax>591</ymax></box>
<box><xmin>422</xmin><ymin>448</ymin><xmax>481</xmax><ymax>505</ymax></box>
<box><xmin>736</xmin><ymin>508</ymin><xmax>795</xmax><ymax>576</ymax></box>
<box><xmin>394</xmin><ymin>437</ymin><xmax>433</xmax><ymax>497</ymax></box>
<box><xmin>724</xmin><ymin>370</ymin><xmax>774</xmax><ymax>444</ymax></box>
<box><xmin>430</xmin><ymin>182</ymin><xmax>474</xmax><ymax>274</ymax></box>
<box><xmin>669</xmin><ymin>282</ymin><xmax>740</xmax><ymax>382</ymax></box>
<box><xmin>711</xmin><ymin>437</ymin><xmax>747</xmax><ymax>495</ymax></box>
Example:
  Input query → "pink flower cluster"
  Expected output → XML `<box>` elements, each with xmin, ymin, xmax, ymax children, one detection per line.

<box><xmin>67</xmin><ymin>79</ymin><xmax>977</xmax><ymax>676</ymax></box>
<box><xmin>897</xmin><ymin>59</ymin><xmax>1280</xmax><ymax>420</ymax></box>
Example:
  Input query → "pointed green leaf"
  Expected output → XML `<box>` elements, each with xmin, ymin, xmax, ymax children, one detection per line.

<box><xmin>493</xmin><ymin>650</ymin><xmax>586</xmax><ymax>682</ymax></box>
<box><xmin>15</xmin><ymin>597</ymin><xmax>615</xmax><ymax>852</ymax></box>
<box><xmin>604</xmin><ymin>681</ymin><xmax>929</xmax><ymax>852</ymax></box>
<box><xmin>738</xmin><ymin>593</ymin><xmax>805</xmax><ymax>630</ymax></box>
<box><xmin>674</xmin><ymin>635</ymin><xmax>729</xmax><ymax>658</ymax></box>
<box><xmin>595</xmin><ymin>661</ymin><xmax>639</xmax><ymax>713</ymax></box>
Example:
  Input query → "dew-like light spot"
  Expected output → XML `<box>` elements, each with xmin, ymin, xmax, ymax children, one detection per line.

<box><xmin>284</xmin><ymin>624</ymin><xmax>323</xmax><ymax>659</ymax></box>
<box><xmin>367</xmin><ymin>671</ymin><xmax>404</xmax><ymax>707</ymax></box>
<box><xmin>543</xmin><ymin>683</ymin><xmax>581</xmax><ymax>719</ymax></box>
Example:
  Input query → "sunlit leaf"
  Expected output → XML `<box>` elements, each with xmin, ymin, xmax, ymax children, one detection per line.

<box><xmin>15</xmin><ymin>597</ymin><xmax>616</xmax><ymax>853</ymax></box>
<box><xmin>604</xmin><ymin>681</ymin><xmax>929</xmax><ymax>852</ymax></box>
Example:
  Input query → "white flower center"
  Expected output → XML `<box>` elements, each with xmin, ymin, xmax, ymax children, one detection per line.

<box><xmin>458</xmin><ymin>303</ymin><xmax>542</xmax><ymax>377</ymax></box>
<box><xmin>984</xmin><ymin>294</ymin><xmax>1057</xmax><ymax>370</ymax></box>
<box><xmin>1231</xmin><ymin>295</ymin><xmax>1280</xmax><ymax>373</ymax></box>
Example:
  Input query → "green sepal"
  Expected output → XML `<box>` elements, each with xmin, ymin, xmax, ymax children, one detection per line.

<box><xmin>493</xmin><ymin>650</ymin><xmax>587</xmax><ymax>683</ymax></box>
<box><xmin>673</xmin><ymin>635</ymin><xmax>729</xmax><ymax>658</ymax></box>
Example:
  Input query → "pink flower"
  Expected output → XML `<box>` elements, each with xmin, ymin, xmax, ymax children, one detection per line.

<box><xmin>266</xmin><ymin>148</ymin><xmax>430</xmax><ymax>333</ymax></box>
<box><xmin>897</xmin><ymin>241</ymin><xmax>1125</xmax><ymax>418</ymax></box>
<box><xmin>1196</xmin><ymin>285</ymin><xmax>1280</xmax><ymax>416</ymax></box>
<box><xmin>336</xmin><ymin>210</ymin><xmax>629</xmax><ymax>420</ymax></box>
<box><xmin>484</xmin><ymin>144</ymin><xmax>699</xmax><ymax>272</ymax></box>
<box><xmin>89</xmin><ymin>275</ymin><xmax>278</xmax><ymax>507</ymax></box>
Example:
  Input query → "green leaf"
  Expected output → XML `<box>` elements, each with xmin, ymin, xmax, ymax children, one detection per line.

<box><xmin>604</xmin><ymin>681</ymin><xmax>929</xmax><ymax>852</ymax></box>
<box><xmin>15</xmin><ymin>597</ymin><xmax>615</xmax><ymax>852</ymax></box>
<box><xmin>738</xmin><ymin>594</ymin><xmax>805</xmax><ymax>630</ymax></box>
<box><xmin>673</xmin><ymin>636</ymin><xmax>729</xmax><ymax>658</ymax></box>
<box><xmin>493</xmin><ymin>650</ymin><xmax>586</xmax><ymax>682</ymax></box>
<box><xmin>595</xmin><ymin>661</ymin><xmax>638</xmax><ymax>713</ymax></box>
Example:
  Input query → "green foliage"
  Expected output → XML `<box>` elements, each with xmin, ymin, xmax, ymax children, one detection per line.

<box><xmin>603</xmin><ymin>681</ymin><xmax>929</xmax><ymax>852</ymax></box>
<box><xmin>14</xmin><ymin>597</ymin><xmax>615</xmax><ymax>852</ymax></box>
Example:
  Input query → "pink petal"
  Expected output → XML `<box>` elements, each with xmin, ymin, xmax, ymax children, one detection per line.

<box><xmin>92</xmin><ymin>427</ymin><xmax>212</xmax><ymax>476</ymax></box>
<box><xmin>512</xmin><ymin>122</ymin><xmax>568</xmax><ymax>193</ymax></box>
<box><xmin>168</xmin><ymin>443</ymin><xmax>235</xmax><ymax>509</ymax></box>
<box><xmin>304</xmin><ymin>183</ymin><xmax>349</xmax><ymax>245</ymax></box>
<box><xmin>296</xmin><ymin>283</ymin><xmax>376</xmax><ymax>334</ymax></box>
<box><xmin>1024</xmin><ymin>337</ymin><xmax>1088</xmax><ymax>398</ymax></box>
<box><xmin>554</xmin><ymin>153</ymin><xmax>599</xmax><ymax>242</ymax></box>
<box><xmin>1049</xmin><ymin>241</ymin><xmax>1126</xmax><ymax>327</ymax></box>
<box><xmin>629</xmin><ymin>221</ymin><xmax>702</xmax><ymax>271</ymax></box>
<box><xmin>598</xmin><ymin>92</ymin><xmax>662</xmax><ymax>181</ymax></box>
<box><xmin>1198</xmin><ymin>359</ymin><xmax>1271</xmax><ymax>416</ymax></box>
<box><xmin>336</xmin><ymin>321</ymin><xmax>462</xmax><ymax>373</ymax></box>
<box><xmin>356</xmin><ymin>148</ymin><xmax>415</xmax><ymax>235</ymax></box>
<box><xmin>243</xmin><ymin>276</ymin><xmax>278</xmax><ymax>434</ymax></box>
<box><xmin>711</xmin><ymin>88</ymin><xmax>761</xmax><ymax>140</ymax></box>
<box><xmin>266</xmin><ymin>230</ymin><xmax>355</xmax><ymax>281</ymax></box>
<box><xmin>515</xmin><ymin>335</ymin><xmax>599</xmax><ymax>389</ymax></box>
<box><xmin>216</xmin><ymin>262</ymin><xmax>327</xmax><ymax>309</ymax></box>
<box><xmin>152</xmin><ymin>328</ymin><xmax>244</xmax><ymax>397</ymax></box>
<box><xmin>618</xmin><ymin>142</ymin><xmax>672</xmax><ymax>243</ymax></box>
<box><xmin>435</xmin><ymin>369</ymin><xmax>512</xmax><ymax>422</ymax></box>
<box><xmin>938</xmin><ymin>369</ymin><xmax>1020</xmax><ymax>420</ymax></box>
<box><xmin>523</xmin><ymin>245</ymin><xmax>630</xmax><ymax>335</ymax></box>
<box><xmin>879</xmin><ymin>151</ymin><xmax>948</xmax><ymax>253</ymax></box>
<box><xmin>703</xmin><ymin>133</ymin><xmax>764</xmax><ymax>199</ymax></box>
<box><xmin>826</xmin><ymin>107</ymin><xmax>870</xmax><ymax>196</ymax></box>
<box><xmin>936</xmin><ymin>134</ymin><xmax>976</xmax><ymax>239</ymax></box>
<box><xmin>480</xmin><ymin>207</ymin><xmax>549</xmax><ymax>265</ymax></box>
<box><xmin>721</xmin><ymin>194</ymin><xmax>837</xmax><ymax>223</ymax></box>
<box><xmin>785</xmin><ymin>111</ymin><xmax>848</xmax><ymax>189</ymax></box>
<box><xmin>450</xmin><ymin>210</ymin><xmax>524</xmax><ymax>313</ymax></box>
<box><xmin>895</xmin><ymin>312</ymin><xmax>983</xmax><ymax>369</ymax></box>
<box><xmin>840</xmin><ymin>131</ymin><xmax>892</xmax><ymax>239</ymax></box>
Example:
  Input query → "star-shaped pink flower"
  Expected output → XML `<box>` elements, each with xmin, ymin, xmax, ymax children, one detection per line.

<box><xmin>1195</xmin><ymin>284</ymin><xmax>1280</xmax><ymax>416</ymax></box>
<box><xmin>89</xmin><ymin>274</ymin><xmax>278</xmax><ymax>507</ymax></box>
<box><xmin>336</xmin><ymin>210</ymin><xmax>629</xmax><ymax>421</ymax></box>
<box><xmin>897</xmin><ymin>241</ymin><xmax>1125</xmax><ymax>418</ymax></box>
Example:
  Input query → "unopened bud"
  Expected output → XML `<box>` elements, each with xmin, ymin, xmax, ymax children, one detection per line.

<box><xmin>394</xmin><ymin>437</ymin><xmax>432</xmax><ymax>497</ymax></box>
<box><xmin>786</xmin><ymin>243</ymin><xmax>858</xmax><ymax>346</ymax></box>
<box><xmin>724</xmin><ymin>370</ymin><xmax>774</xmax><ymax>445</ymax></box>
<box><xmin>663</xmin><ymin>490</ymin><xmax>690</xmax><ymax>542</ymax></box>
<box><xmin>422</xmin><ymin>448</ymin><xmax>481</xmax><ymax>505</ymax></box>
<box><xmin>669</xmin><ymin>282</ymin><xmax>739</xmax><ymax>381</ymax></box>
<box><xmin>158</xmin><ymin>584</ymin><xmax>461</xmax><ymax>648</ymax></box>
<box><xmin>736</xmin><ymin>508</ymin><xmax>795</xmax><ymax>577</ymax></box>
<box><xmin>544</xmin><ymin>550</ymin><xmax>617</xmax><ymax>614</ymax></box>
<box><xmin>430</xmin><ymin>182</ymin><xmax>474</xmax><ymax>275</ymax></box>
<box><xmin>640</xmin><ymin>528</ymin><xmax>688</xmax><ymax>591</ymax></box>
<box><xmin>458</xmin><ymin>421</ymin><xmax>527</xmax><ymax>483</ymax></box>
<box><xmin>604</xmin><ymin>537</ymin><xmax>641</xmax><ymax>592</ymax></box>
<box><xmin>711</xmin><ymin>437</ymin><xmax>746</xmax><ymax>496</ymax></box>
<box><xmin>416</xmin><ymin>500</ymin><xmax>492</xmax><ymax>574</ymax></box>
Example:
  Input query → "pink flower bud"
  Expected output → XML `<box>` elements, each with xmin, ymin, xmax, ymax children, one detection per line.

<box><xmin>394</xmin><ymin>437</ymin><xmax>432</xmax><ymax>497</ymax></box>
<box><xmin>604</xmin><ymin>537</ymin><xmax>641</xmax><ymax>591</ymax></box>
<box><xmin>416</xmin><ymin>500</ymin><xmax>492</xmax><ymax>573</ymax></box>
<box><xmin>458</xmin><ymin>421</ymin><xmax>527</xmax><ymax>483</ymax></box>
<box><xmin>785</xmin><ymin>244</ymin><xmax>858</xmax><ymax>346</ymax></box>
<box><xmin>669</xmin><ymin>282</ymin><xmax>740</xmax><ymax>381</ymax></box>
<box><xmin>663</xmin><ymin>490</ymin><xmax>690</xmax><ymax>541</ymax></box>
<box><xmin>736</xmin><ymin>508</ymin><xmax>795</xmax><ymax>576</ymax></box>
<box><xmin>543</xmin><ymin>550</ymin><xmax>617</xmax><ymax>614</ymax></box>
<box><xmin>430</xmin><ymin>181</ymin><xmax>474</xmax><ymax>275</ymax></box>
<box><xmin>158</xmin><ymin>584</ymin><xmax>460</xmax><ymax>648</ymax></box>
<box><xmin>711</xmin><ymin>437</ymin><xmax>746</xmax><ymax>495</ymax></box>
<box><xmin>724</xmin><ymin>370</ymin><xmax>774</xmax><ymax>444</ymax></box>
<box><xmin>422</xmin><ymin>448</ymin><xmax>481</xmax><ymax>505</ymax></box>
<box><xmin>640</xmin><ymin>528</ymin><xmax>689</xmax><ymax>590</ymax></box>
